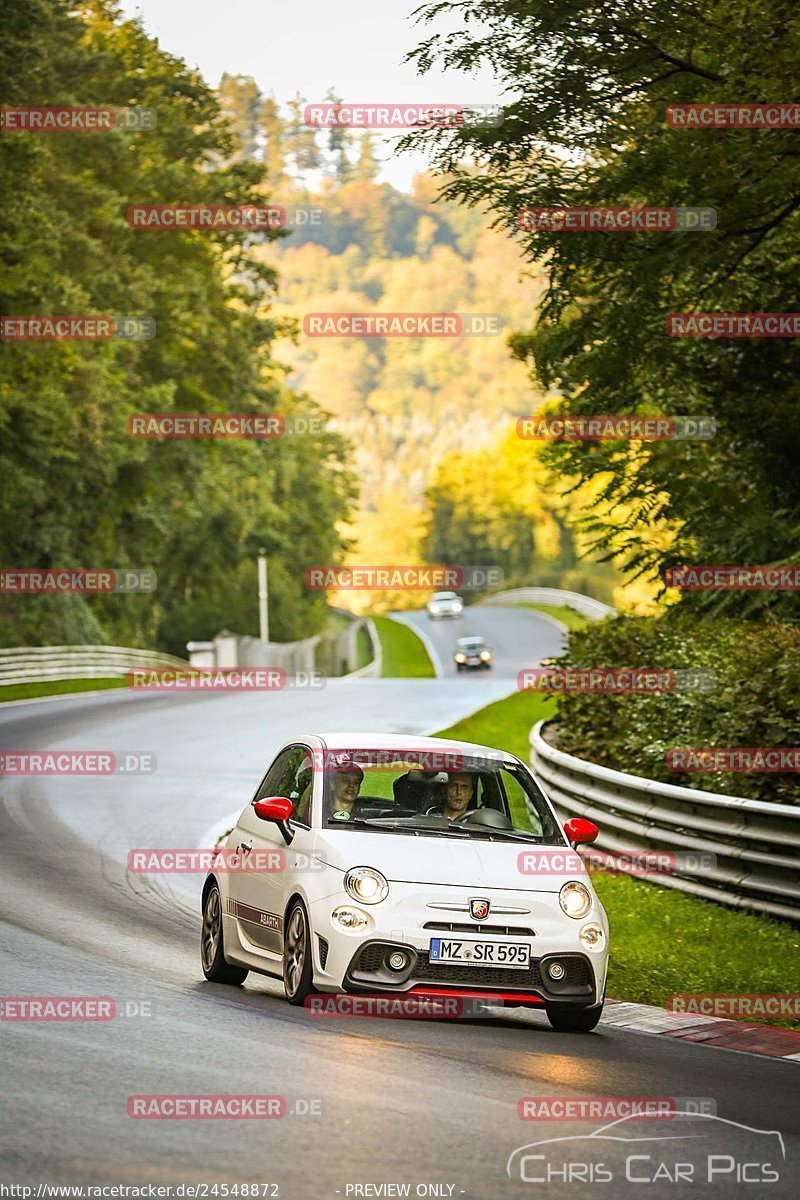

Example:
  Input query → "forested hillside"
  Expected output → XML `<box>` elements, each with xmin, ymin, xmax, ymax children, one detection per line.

<box><xmin>218</xmin><ymin>78</ymin><xmax>622</xmax><ymax>609</ymax></box>
<box><xmin>0</xmin><ymin>3</ymin><xmax>354</xmax><ymax>653</ymax></box>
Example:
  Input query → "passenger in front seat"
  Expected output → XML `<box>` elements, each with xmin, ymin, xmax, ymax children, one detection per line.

<box><xmin>327</xmin><ymin>763</ymin><xmax>365</xmax><ymax>821</ymax></box>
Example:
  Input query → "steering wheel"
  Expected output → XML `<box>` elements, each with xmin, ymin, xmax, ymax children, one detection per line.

<box><xmin>454</xmin><ymin>808</ymin><xmax>514</xmax><ymax>830</ymax></box>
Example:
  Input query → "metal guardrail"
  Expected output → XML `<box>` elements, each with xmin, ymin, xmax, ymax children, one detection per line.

<box><xmin>483</xmin><ymin>587</ymin><xmax>616</xmax><ymax>621</ymax></box>
<box><xmin>530</xmin><ymin>720</ymin><xmax>800</xmax><ymax>922</ymax></box>
<box><xmin>0</xmin><ymin>644</ymin><xmax>190</xmax><ymax>686</ymax></box>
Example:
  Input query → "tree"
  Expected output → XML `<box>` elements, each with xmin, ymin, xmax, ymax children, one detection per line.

<box><xmin>323</xmin><ymin>88</ymin><xmax>353</xmax><ymax>182</ymax></box>
<box><xmin>0</xmin><ymin>0</ymin><xmax>354</xmax><ymax>649</ymax></box>
<box><xmin>403</xmin><ymin>0</ymin><xmax>800</xmax><ymax>618</ymax></box>
<box><xmin>355</xmin><ymin>131</ymin><xmax>381</xmax><ymax>181</ymax></box>
<box><xmin>260</xmin><ymin>94</ymin><xmax>287</xmax><ymax>181</ymax></box>
<box><xmin>284</xmin><ymin>93</ymin><xmax>322</xmax><ymax>178</ymax></box>
<box><xmin>218</xmin><ymin>73</ymin><xmax>263</xmax><ymax>162</ymax></box>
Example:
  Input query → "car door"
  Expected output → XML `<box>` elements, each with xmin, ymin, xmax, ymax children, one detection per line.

<box><xmin>229</xmin><ymin>745</ymin><xmax>313</xmax><ymax>957</ymax></box>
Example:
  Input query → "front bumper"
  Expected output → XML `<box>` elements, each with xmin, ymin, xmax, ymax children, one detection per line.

<box><xmin>308</xmin><ymin>883</ymin><xmax>608</xmax><ymax>1006</ymax></box>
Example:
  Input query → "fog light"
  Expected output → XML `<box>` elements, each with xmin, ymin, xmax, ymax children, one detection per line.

<box><xmin>579</xmin><ymin>921</ymin><xmax>606</xmax><ymax>952</ymax></box>
<box><xmin>387</xmin><ymin>951</ymin><xmax>408</xmax><ymax>971</ymax></box>
<box><xmin>547</xmin><ymin>961</ymin><xmax>566</xmax><ymax>981</ymax></box>
<box><xmin>332</xmin><ymin>905</ymin><xmax>368</xmax><ymax>930</ymax></box>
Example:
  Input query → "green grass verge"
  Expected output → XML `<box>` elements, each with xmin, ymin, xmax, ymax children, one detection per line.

<box><xmin>434</xmin><ymin>688</ymin><xmax>800</xmax><ymax>1027</ymax></box>
<box><xmin>354</xmin><ymin>623</ymin><xmax>373</xmax><ymax>671</ymax></box>
<box><xmin>371</xmin><ymin>615</ymin><xmax>435</xmax><ymax>678</ymax></box>
<box><xmin>515</xmin><ymin>602</ymin><xmax>591</xmax><ymax>632</ymax></box>
<box><xmin>0</xmin><ymin>677</ymin><xmax>129</xmax><ymax>703</ymax></box>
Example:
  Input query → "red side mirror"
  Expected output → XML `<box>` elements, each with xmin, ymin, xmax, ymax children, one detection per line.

<box><xmin>564</xmin><ymin>817</ymin><xmax>599</xmax><ymax>847</ymax></box>
<box><xmin>253</xmin><ymin>796</ymin><xmax>294</xmax><ymax>822</ymax></box>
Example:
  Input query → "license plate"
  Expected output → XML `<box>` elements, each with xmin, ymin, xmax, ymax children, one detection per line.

<box><xmin>429</xmin><ymin>938</ymin><xmax>530</xmax><ymax>968</ymax></box>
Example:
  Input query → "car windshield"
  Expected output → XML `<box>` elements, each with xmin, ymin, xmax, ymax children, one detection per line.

<box><xmin>432</xmin><ymin>592</ymin><xmax>456</xmax><ymax>601</ymax></box>
<box><xmin>321</xmin><ymin>749</ymin><xmax>564</xmax><ymax>842</ymax></box>
<box><xmin>458</xmin><ymin>638</ymin><xmax>485</xmax><ymax>649</ymax></box>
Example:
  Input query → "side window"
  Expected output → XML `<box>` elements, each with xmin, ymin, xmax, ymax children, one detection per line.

<box><xmin>255</xmin><ymin>746</ymin><xmax>314</xmax><ymax>827</ymax></box>
<box><xmin>501</xmin><ymin>769</ymin><xmax>544</xmax><ymax>835</ymax></box>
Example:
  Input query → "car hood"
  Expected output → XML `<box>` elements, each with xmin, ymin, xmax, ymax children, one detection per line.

<box><xmin>315</xmin><ymin>830</ymin><xmax>583</xmax><ymax>891</ymax></box>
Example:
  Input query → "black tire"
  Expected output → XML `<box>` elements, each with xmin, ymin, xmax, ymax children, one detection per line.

<box><xmin>201</xmin><ymin>882</ymin><xmax>248</xmax><ymax>985</ymax></box>
<box><xmin>546</xmin><ymin>1003</ymin><xmax>604</xmax><ymax>1032</ymax></box>
<box><xmin>283</xmin><ymin>899</ymin><xmax>315</xmax><ymax>1005</ymax></box>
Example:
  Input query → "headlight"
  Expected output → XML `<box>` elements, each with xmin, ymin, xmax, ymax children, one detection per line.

<box><xmin>579</xmin><ymin>921</ymin><xmax>606</xmax><ymax>952</ymax></box>
<box><xmin>559</xmin><ymin>880</ymin><xmax>592</xmax><ymax>919</ymax></box>
<box><xmin>455</xmin><ymin>653</ymin><xmax>466</xmax><ymax>663</ymax></box>
<box><xmin>332</xmin><ymin>905</ymin><xmax>368</xmax><ymax>930</ymax></box>
<box><xmin>344</xmin><ymin>866</ymin><xmax>389</xmax><ymax>905</ymax></box>
<box><xmin>479</xmin><ymin>650</ymin><xmax>491</xmax><ymax>661</ymax></box>
<box><xmin>429</xmin><ymin>605</ymin><xmax>440</xmax><ymax>614</ymax></box>
<box><xmin>452</xmin><ymin>603</ymin><xmax>462</xmax><ymax>611</ymax></box>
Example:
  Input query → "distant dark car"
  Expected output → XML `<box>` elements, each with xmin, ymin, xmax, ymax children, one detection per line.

<box><xmin>454</xmin><ymin>636</ymin><xmax>493</xmax><ymax>671</ymax></box>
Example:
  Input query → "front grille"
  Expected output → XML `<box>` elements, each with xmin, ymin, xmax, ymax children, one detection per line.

<box><xmin>348</xmin><ymin>944</ymin><xmax>593</xmax><ymax>996</ymax></box>
<box><xmin>423</xmin><ymin>921</ymin><xmax>536</xmax><ymax>937</ymax></box>
<box><xmin>317</xmin><ymin>935</ymin><xmax>329</xmax><ymax>970</ymax></box>
<box><xmin>415</xmin><ymin>951</ymin><xmax>544</xmax><ymax>989</ymax></box>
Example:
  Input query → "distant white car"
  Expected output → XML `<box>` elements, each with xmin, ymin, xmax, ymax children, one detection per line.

<box><xmin>201</xmin><ymin>733</ymin><xmax>609</xmax><ymax>1031</ymax></box>
<box><xmin>427</xmin><ymin>591</ymin><xmax>463</xmax><ymax>618</ymax></box>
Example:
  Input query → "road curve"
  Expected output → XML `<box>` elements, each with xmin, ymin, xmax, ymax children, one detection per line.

<box><xmin>389</xmin><ymin>603</ymin><xmax>566</xmax><ymax>678</ymax></box>
<box><xmin>1</xmin><ymin>633</ymin><xmax>797</xmax><ymax>1196</ymax></box>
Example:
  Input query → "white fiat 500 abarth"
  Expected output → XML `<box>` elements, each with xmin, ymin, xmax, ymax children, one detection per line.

<box><xmin>201</xmin><ymin>733</ymin><xmax>608</xmax><ymax>1031</ymax></box>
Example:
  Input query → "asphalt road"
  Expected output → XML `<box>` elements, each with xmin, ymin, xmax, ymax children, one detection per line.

<box><xmin>1</xmin><ymin>624</ymin><xmax>797</xmax><ymax>1198</ymax></box>
<box><xmin>389</xmin><ymin>603</ymin><xmax>566</xmax><ymax>677</ymax></box>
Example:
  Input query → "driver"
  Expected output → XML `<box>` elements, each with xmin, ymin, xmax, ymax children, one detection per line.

<box><xmin>428</xmin><ymin>771</ymin><xmax>475</xmax><ymax>821</ymax></box>
<box><xmin>328</xmin><ymin>763</ymin><xmax>365</xmax><ymax>821</ymax></box>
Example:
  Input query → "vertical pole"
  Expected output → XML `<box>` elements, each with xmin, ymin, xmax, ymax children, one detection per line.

<box><xmin>258</xmin><ymin>548</ymin><xmax>269</xmax><ymax>643</ymax></box>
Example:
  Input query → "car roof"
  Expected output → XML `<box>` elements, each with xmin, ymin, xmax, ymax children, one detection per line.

<box><xmin>457</xmin><ymin>636</ymin><xmax>485</xmax><ymax>644</ymax></box>
<box><xmin>431</xmin><ymin>590</ymin><xmax>458</xmax><ymax>598</ymax></box>
<box><xmin>312</xmin><ymin>731</ymin><xmax>515</xmax><ymax>761</ymax></box>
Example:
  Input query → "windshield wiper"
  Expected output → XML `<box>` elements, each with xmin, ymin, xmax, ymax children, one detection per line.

<box><xmin>326</xmin><ymin>817</ymin><xmax>472</xmax><ymax>837</ymax></box>
<box><xmin>445</xmin><ymin>823</ymin><xmax>555</xmax><ymax>844</ymax></box>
